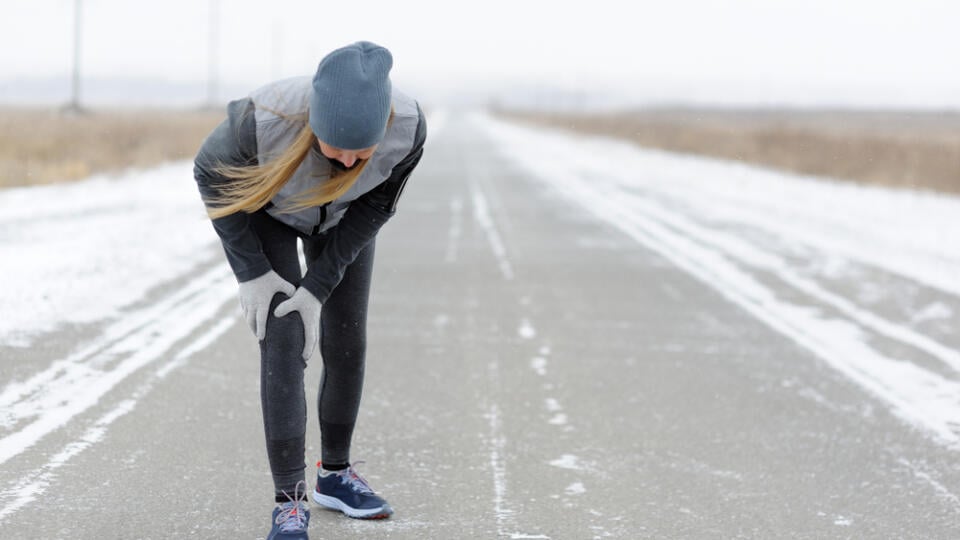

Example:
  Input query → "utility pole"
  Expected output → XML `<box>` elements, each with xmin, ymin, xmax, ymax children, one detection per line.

<box><xmin>207</xmin><ymin>0</ymin><xmax>220</xmax><ymax>108</ymax></box>
<box><xmin>68</xmin><ymin>0</ymin><xmax>83</xmax><ymax>112</ymax></box>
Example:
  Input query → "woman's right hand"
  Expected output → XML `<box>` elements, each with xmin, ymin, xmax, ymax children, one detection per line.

<box><xmin>237</xmin><ymin>270</ymin><xmax>297</xmax><ymax>340</ymax></box>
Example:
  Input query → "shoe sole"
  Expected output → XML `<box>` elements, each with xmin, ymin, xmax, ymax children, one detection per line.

<box><xmin>312</xmin><ymin>491</ymin><xmax>393</xmax><ymax>520</ymax></box>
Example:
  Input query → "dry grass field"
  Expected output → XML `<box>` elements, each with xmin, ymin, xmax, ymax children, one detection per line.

<box><xmin>0</xmin><ymin>107</ymin><xmax>224</xmax><ymax>187</ymax></box>
<box><xmin>2</xmin><ymin>106</ymin><xmax>958</xmax><ymax>196</ymax></box>
<box><xmin>498</xmin><ymin>108</ymin><xmax>960</xmax><ymax>195</ymax></box>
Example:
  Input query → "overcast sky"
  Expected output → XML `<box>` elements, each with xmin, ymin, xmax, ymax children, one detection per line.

<box><xmin>1</xmin><ymin>0</ymin><xmax>957</xmax><ymax>108</ymax></box>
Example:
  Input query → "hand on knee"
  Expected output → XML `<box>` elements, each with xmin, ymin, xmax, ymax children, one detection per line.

<box><xmin>274</xmin><ymin>287</ymin><xmax>322</xmax><ymax>361</ymax></box>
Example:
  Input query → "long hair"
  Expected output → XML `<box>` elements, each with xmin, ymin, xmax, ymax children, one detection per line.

<box><xmin>204</xmin><ymin>108</ymin><xmax>385</xmax><ymax>219</ymax></box>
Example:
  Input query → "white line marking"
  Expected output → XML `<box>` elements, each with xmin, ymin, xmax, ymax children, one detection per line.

<box><xmin>487</xmin><ymin>400</ymin><xmax>511</xmax><ymax>534</ymax></box>
<box><xmin>470</xmin><ymin>181</ymin><xmax>514</xmax><ymax>280</ymax></box>
<box><xmin>445</xmin><ymin>197</ymin><xmax>463</xmax><ymax>263</ymax></box>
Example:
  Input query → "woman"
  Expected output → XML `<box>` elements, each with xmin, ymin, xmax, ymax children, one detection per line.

<box><xmin>193</xmin><ymin>41</ymin><xmax>426</xmax><ymax>539</ymax></box>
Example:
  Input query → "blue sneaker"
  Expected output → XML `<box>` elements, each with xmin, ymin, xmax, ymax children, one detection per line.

<box><xmin>267</xmin><ymin>482</ymin><xmax>310</xmax><ymax>539</ymax></box>
<box><xmin>312</xmin><ymin>461</ymin><xmax>393</xmax><ymax>519</ymax></box>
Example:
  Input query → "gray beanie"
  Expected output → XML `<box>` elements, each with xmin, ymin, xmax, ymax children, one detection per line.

<box><xmin>309</xmin><ymin>41</ymin><xmax>393</xmax><ymax>150</ymax></box>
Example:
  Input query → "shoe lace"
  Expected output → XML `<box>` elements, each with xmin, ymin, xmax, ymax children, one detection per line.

<box><xmin>341</xmin><ymin>461</ymin><xmax>375</xmax><ymax>495</ymax></box>
<box><xmin>275</xmin><ymin>480</ymin><xmax>308</xmax><ymax>533</ymax></box>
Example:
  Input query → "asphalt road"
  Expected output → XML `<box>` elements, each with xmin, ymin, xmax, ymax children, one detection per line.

<box><xmin>2</xmin><ymin>111</ymin><xmax>959</xmax><ymax>539</ymax></box>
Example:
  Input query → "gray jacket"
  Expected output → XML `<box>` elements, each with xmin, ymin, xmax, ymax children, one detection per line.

<box><xmin>194</xmin><ymin>78</ymin><xmax>427</xmax><ymax>302</ymax></box>
<box><xmin>251</xmin><ymin>76</ymin><xmax>421</xmax><ymax>235</ymax></box>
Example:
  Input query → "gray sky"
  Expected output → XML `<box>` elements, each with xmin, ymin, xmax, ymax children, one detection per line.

<box><xmin>1</xmin><ymin>0</ymin><xmax>957</xmax><ymax>107</ymax></box>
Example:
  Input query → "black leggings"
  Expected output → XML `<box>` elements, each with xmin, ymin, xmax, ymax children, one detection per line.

<box><xmin>250</xmin><ymin>210</ymin><xmax>374</xmax><ymax>497</ymax></box>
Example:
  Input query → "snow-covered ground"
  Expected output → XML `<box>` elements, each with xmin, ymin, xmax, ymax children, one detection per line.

<box><xmin>474</xmin><ymin>112</ymin><xmax>960</xmax><ymax>449</ymax></box>
<box><xmin>0</xmin><ymin>162</ymin><xmax>220</xmax><ymax>346</ymax></box>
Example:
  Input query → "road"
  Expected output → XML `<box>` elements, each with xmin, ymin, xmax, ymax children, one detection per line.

<box><xmin>2</xmin><ymin>110</ymin><xmax>959</xmax><ymax>539</ymax></box>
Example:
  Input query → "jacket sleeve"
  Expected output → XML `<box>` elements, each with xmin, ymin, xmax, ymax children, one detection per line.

<box><xmin>299</xmin><ymin>103</ymin><xmax>427</xmax><ymax>303</ymax></box>
<box><xmin>193</xmin><ymin>98</ymin><xmax>274</xmax><ymax>282</ymax></box>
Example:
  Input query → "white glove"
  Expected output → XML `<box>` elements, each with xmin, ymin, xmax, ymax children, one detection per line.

<box><xmin>274</xmin><ymin>287</ymin><xmax>322</xmax><ymax>361</ymax></box>
<box><xmin>237</xmin><ymin>270</ymin><xmax>296</xmax><ymax>340</ymax></box>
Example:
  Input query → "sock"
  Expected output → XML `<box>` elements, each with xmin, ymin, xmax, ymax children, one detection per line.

<box><xmin>275</xmin><ymin>492</ymin><xmax>308</xmax><ymax>504</ymax></box>
<box><xmin>322</xmin><ymin>462</ymin><xmax>349</xmax><ymax>472</ymax></box>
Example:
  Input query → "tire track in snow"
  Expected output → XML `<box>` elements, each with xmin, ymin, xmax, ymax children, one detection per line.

<box><xmin>564</xmin><ymin>164</ymin><xmax>960</xmax><ymax>446</ymax></box>
<box><xmin>477</xmin><ymin>113</ymin><xmax>960</xmax><ymax>451</ymax></box>
<box><xmin>0</xmin><ymin>316</ymin><xmax>235</xmax><ymax>523</ymax></box>
<box><xmin>615</xmin><ymin>189</ymin><xmax>960</xmax><ymax>375</ymax></box>
<box><xmin>0</xmin><ymin>264</ymin><xmax>235</xmax><ymax>466</ymax></box>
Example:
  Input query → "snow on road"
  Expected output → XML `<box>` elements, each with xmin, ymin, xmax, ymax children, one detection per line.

<box><xmin>475</xmin><ymin>111</ymin><xmax>960</xmax><ymax>448</ymax></box>
<box><xmin>0</xmin><ymin>162</ymin><xmax>220</xmax><ymax>346</ymax></box>
<box><xmin>0</xmin><ymin>161</ymin><xmax>236</xmax><ymax>520</ymax></box>
<box><xmin>1</xmin><ymin>110</ymin><xmax>960</xmax><ymax>529</ymax></box>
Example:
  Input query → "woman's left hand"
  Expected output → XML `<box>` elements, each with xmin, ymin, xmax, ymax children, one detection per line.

<box><xmin>274</xmin><ymin>287</ymin><xmax>322</xmax><ymax>361</ymax></box>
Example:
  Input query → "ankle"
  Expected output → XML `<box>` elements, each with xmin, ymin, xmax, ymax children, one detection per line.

<box><xmin>275</xmin><ymin>494</ymin><xmax>308</xmax><ymax>504</ymax></box>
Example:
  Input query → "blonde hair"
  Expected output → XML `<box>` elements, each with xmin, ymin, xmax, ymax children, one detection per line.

<box><xmin>204</xmin><ymin>107</ymin><xmax>388</xmax><ymax>219</ymax></box>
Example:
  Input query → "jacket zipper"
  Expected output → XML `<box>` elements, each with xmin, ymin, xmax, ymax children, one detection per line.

<box><xmin>311</xmin><ymin>203</ymin><xmax>329</xmax><ymax>236</ymax></box>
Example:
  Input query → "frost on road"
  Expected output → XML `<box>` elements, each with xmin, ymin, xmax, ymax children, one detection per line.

<box><xmin>0</xmin><ymin>162</ymin><xmax>236</xmax><ymax>520</ymax></box>
<box><xmin>476</xmin><ymin>113</ymin><xmax>960</xmax><ymax>448</ymax></box>
<box><xmin>1</xmin><ymin>111</ymin><xmax>959</xmax><ymax>538</ymax></box>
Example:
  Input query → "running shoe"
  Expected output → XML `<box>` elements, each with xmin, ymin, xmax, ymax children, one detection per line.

<box><xmin>268</xmin><ymin>481</ymin><xmax>310</xmax><ymax>539</ymax></box>
<box><xmin>313</xmin><ymin>461</ymin><xmax>393</xmax><ymax>519</ymax></box>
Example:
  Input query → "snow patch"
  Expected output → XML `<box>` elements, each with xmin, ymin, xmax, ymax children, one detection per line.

<box><xmin>518</xmin><ymin>319</ymin><xmax>536</xmax><ymax>339</ymax></box>
<box><xmin>549</xmin><ymin>454</ymin><xmax>583</xmax><ymax>470</ymax></box>
<box><xmin>912</xmin><ymin>302</ymin><xmax>953</xmax><ymax>324</ymax></box>
<box><xmin>531</xmin><ymin>357</ymin><xmax>548</xmax><ymax>376</ymax></box>
<box><xmin>0</xmin><ymin>162</ymin><xmax>217</xmax><ymax>346</ymax></box>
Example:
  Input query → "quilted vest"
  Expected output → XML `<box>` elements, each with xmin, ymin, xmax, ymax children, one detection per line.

<box><xmin>249</xmin><ymin>76</ymin><xmax>419</xmax><ymax>235</ymax></box>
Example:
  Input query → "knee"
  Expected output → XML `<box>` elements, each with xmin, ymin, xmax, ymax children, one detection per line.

<box><xmin>322</xmin><ymin>334</ymin><xmax>367</xmax><ymax>372</ymax></box>
<box><xmin>323</xmin><ymin>344</ymin><xmax>367</xmax><ymax>381</ymax></box>
<box><xmin>262</xmin><ymin>294</ymin><xmax>306</xmax><ymax>360</ymax></box>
